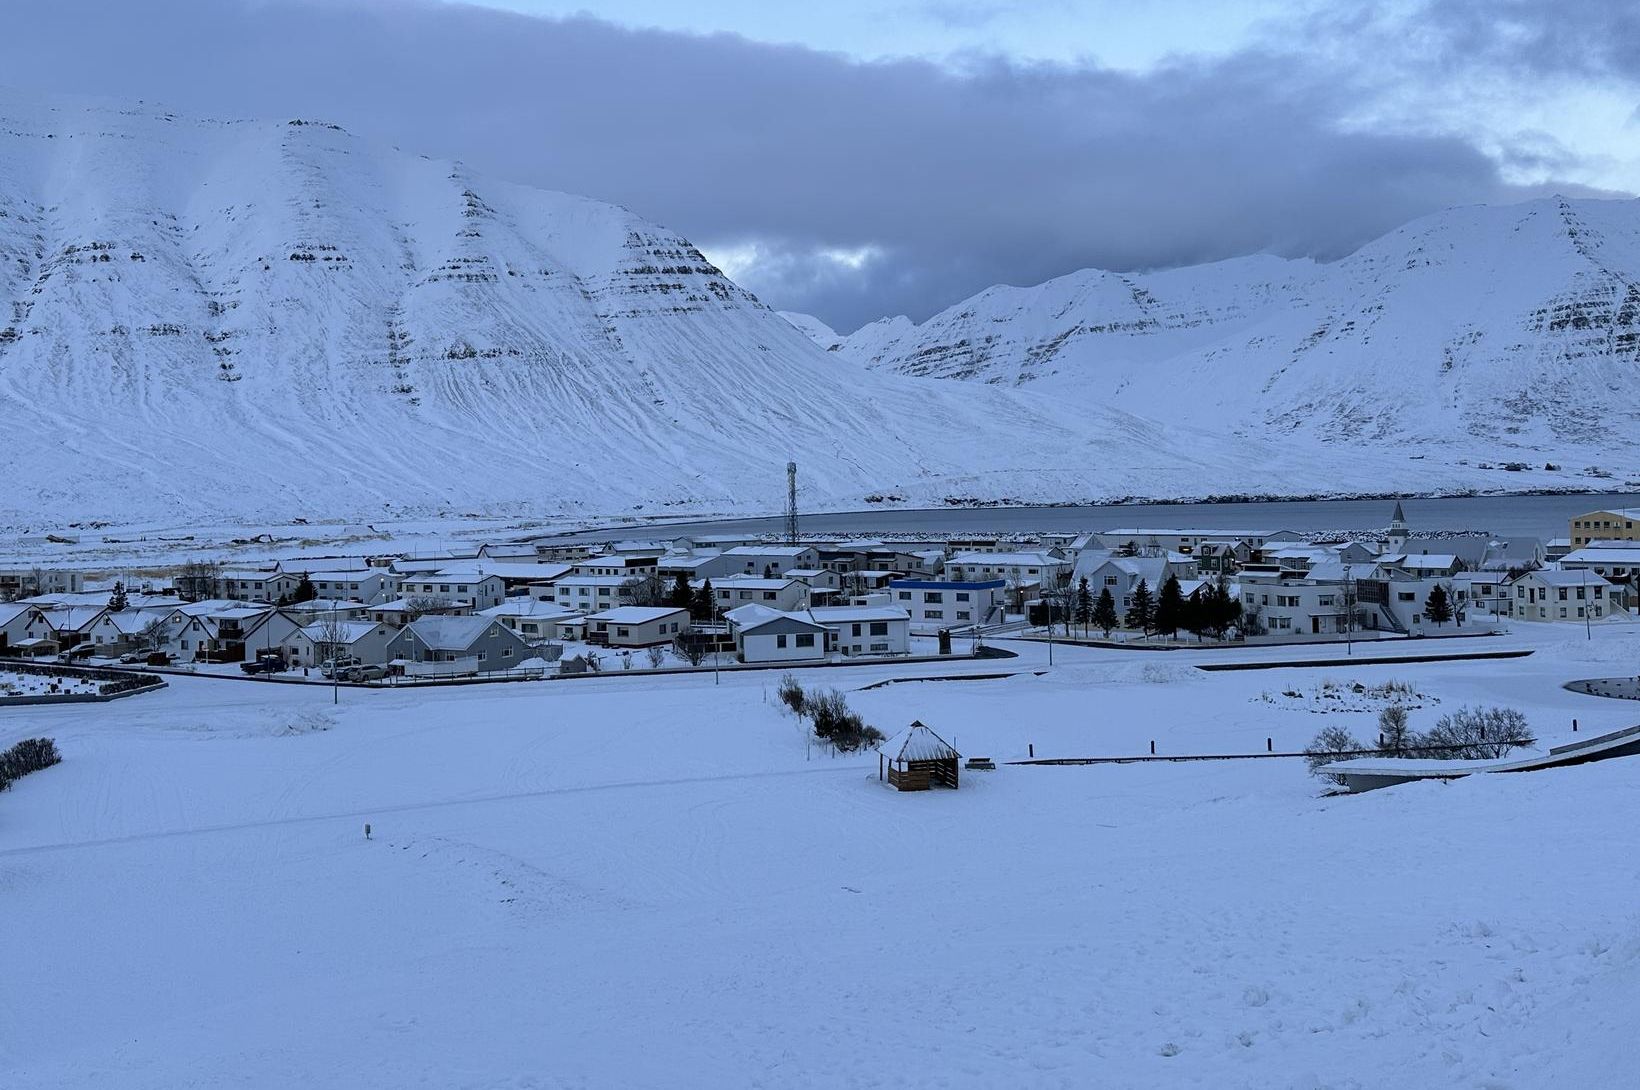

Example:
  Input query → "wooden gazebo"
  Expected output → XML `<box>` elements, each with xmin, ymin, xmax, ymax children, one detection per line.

<box><xmin>880</xmin><ymin>720</ymin><xmax>961</xmax><ymax>791</ymax></box>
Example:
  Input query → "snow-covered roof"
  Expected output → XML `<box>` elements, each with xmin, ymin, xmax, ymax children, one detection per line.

<box><xmin>948</xmin><ymin>551</ymin><xmax>1061</xmax><ymax>566</ymax></box>
<box><xmin>299</xmin><ymin>620</ymin><xmax>384</xmax><ymax>643</ymax></box>
<box><xmin>479</xmin><ymin>600</ymin><xmax>580</xmax><ymax>620</ymax></box>
<box><xmin>553</xmin><ymin>574</ymin><xmax>630</xmax><ymax>586</ymax></box>
<box><xmin>588</xmin><ymin>606</ymin><xmax>688</xmax><ymax>624</ymax></box>
<box><xmin>715</xmin><ymin>576</ymin><xmax>798</xmax><ymax>589</ymax></box>
<box><xmin>36</xmin><ymin>606</ymin><xmax>106</xmax><ymax>631</ymax></box>
<box><xmin>803</xmin><ymin>605</ymin><xmax>911</xmax><ymax>624</ymax></box>
<box><xmin>724</xmin><ymin>545</ymin><xmax>815</xmax><ymax>557</ymax></box>
<box><xmin>1525</xmin><ymin>569</ymin><xmax>1615</xmax><ymax>587</ymax></box>
<box><xmin>880</xmin><ymin>721</ymin><xmax>960</xmax><ymax>763</ymax></box>
<box><xmin>403</xmin><ymin>615</ymin><xmax>504</xmax><ymax>649</ymax></box>
<box><xmin>724</xmin><ymin>603</ymin><xmax>822</xmax><ymax>632</ymax></box>
<box><xmin>1562</xmin><ymin>547</ymin><xmax>1640</xmax><ymax>564</ymax></box>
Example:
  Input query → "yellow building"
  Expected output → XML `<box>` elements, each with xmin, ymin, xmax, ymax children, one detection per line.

<box><xmin>1570</xmin><ymin>508</ymin><xmax>1640</xmax><ymax>547</ymax></box>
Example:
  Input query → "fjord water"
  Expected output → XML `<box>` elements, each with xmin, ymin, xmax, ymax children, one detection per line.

<box><xmin>554</xmin><ymin>492</ymin><xmax>1640</xmax><ymax>543</ymax></box>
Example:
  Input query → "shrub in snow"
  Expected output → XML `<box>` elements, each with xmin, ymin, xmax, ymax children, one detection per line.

<box><xmin>1378</xmin><ymin>706</ymin><xmax>1414</xmax><ymax>755</ymax></box>
<box><xmin>805</xmin><ymin>689</ymin><xmax>885</xmax><ymax>753</ymax></box>
<box><xmin>0</xmin><ymin>737</ymin><xmax>61</xmax><ymax>791</ymax></box>
<box><xmin>1304</xmin><ymin>726</ymin><xmax>1365</xmax><ymax>781</ymax></box>
<box><xmin>776</xmin><ymin>674</ymin><xmax>806</xmax><ymax>716</ymax></box>
<box><xmin>645</xmin><ymin>645</ymin><xmax>667</xmax><ymax>669</ymax></box>
<box><xmin>1414</xmin><ymin>706</ymin><xmax>1534</xmax><ymax>760</ymax></box>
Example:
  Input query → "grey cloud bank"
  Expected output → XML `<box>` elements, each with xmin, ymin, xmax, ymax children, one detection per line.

<box><xmin>0</xmin><ymin>0</ymin><xmax>1621</xmax><ymax>329</ymax></box>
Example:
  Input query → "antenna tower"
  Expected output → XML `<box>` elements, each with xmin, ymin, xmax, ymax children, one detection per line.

<box><xmin>785</xmin><ymin>461</ymin><xmax>800</xmax><ymax>545</ymax></box>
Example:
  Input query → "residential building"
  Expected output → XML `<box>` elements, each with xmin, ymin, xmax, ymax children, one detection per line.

<box><xmin>0</xmin><ymin>602</ymin><xmax>46</xmax><ymax>652</ymax></box>
<box><xmin>0</xmin><ymin>567</ymin><xmax>84</xmax><ymax>598</ymax></box>
<box><xmin>572</xmin><ymin>554</ymin><xmax>661</xmax><ymax>579</ymax></box>
<box><xmin>395</xmin><ymin>570</ymin><xmax>506</xmax><ymax>610</ymax></box>
<box><xmin>385</xmin><ymin>616</ymin><xmax>531</xmax><ymax>672</ymax></box>
<box><xmin>943</xmin><ymin>551</ymin><xmax>1070</xmax><ymax>591</ymax></box>
<box><xmin>722</xmin><ymin>545</ymin><xmax>822</xmax><ymax>577</ymax></box>
<box><xmin>1501</xmin><ymin>569</ymin><xmax>1616</xmax><ymax>622</ymax></box>
<box><xmin>552</xmin><ymin>574</ymin><xmax>631</xmax><ymax>611</ymax></box>
<box><xmin>725</xmin><ymin>603</ymin><xmax>828</xmax><ymax>663</ymax></box>
<box><xmin>220</xmin><ymin>569</ymin><xmax>302</xmax><ymax>603</ymax></box>
<box><xmin>478</xmin><ymin>599</ymin><xmax>583</xmax><ymax>642</ymax></box>
<box><xmin>712</xmin><ymin>576</ymin><xmax>810</xmax><ymax>612</ymax></box>
<box><xmin>889</xmin><ymin>578</ymin><xmax>1007</xmax><ymax>632</ymax></box>
<box><xmin>1570</xmin><ymin>508</ymin><xmax>1640</xmax><ymax>547</ymax></box>
<box><xmin>587</xmin><ymin>606</ymin><xmax>690</xmax><ymax>648</ymax></box>
<box><xmin>367</xmin><ymin>598</ymin><xmax>473</xmax><ymax>626</ymax></box>
<box><xmin>802</xmin><ymin>605</ymin><xmax>911</xmax><ymax>656</ymax></box>
<box><xmin>1092</xmin><ymin>528</ymin><xmax>1303</xmax><ymax>554</ymax></box>
<box><xmin>1079</xmin><ymin>556</ymin><xmax>1196</xmax><ymax>616</ymax></box>
<box><xmin>292</xmin><ymin>620</ymin><xmax>397</xmax><ymax>668</ymax></box>
<box><xmin>1559</xmin><ymin>543</ymin><xmax>1640</xmax><ymax>585</ymax></box>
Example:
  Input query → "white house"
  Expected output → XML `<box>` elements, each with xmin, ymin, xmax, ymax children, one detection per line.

<box><xmin>1559</xmin><ymin>543</ymin><xmax>1640</xmax><ymax>587</ymax></box>
<box><xmin>725</xmin><ymin>603</ymin><xmax>828</xmax><ymax>664</ymax></box>
<box><xmin>802</xmin><ymin>605</ymin><xmax>911</xmax><ymax>656</ymax></box>
<box><xmin>1093</xmin><ymin>528</ymin><xmax>1303</xmax><ymax>554</ymax></box>
<box><xmin>296</xmin><ymin>570</ymin><xmax>396</xmax><ymax>604</ymax></box>
<box><xmin>0</xmin><ymin>567</ymin><xmax>84</xmax><ymax>598</ymax></box>
<box><xmin>572</xmin><ymin>554</ymin><xmax>661</xmax><ymax>579</ymax></box>
<box><xmin>943</xmin><ymin>551</ymin><xmax>1069</xmax><ymax>589</ymax></box>
<box><xmin>0</xmin><ymin>602</ymin><xmax>46</xmax><ymax>653</ymax></box>
<box><xmin>587</xmin><ymin>606</ymin><xmax>689</xmax><ymax>647</ymax></box>
<box><xmin>888</xmin><ymin>579</ymin><xmax>1007</xmax><ymax>632</ymax></box>
<box><xmin>1079</xmin><ymin>556</ymin><xmax>1195</xmax><ymax>618</ymax></box>
<box><xmin>292</xmin><ymin>619</ymin><xmax>397</xmax><ymax>667</ymax></box>
<box><xmin>1501</xmin><ymin>569</ymin><xmax>1616</xmax><ymax>622</ymax></box>
<box><xmin>478</xmin><ymin>599</ymin><xmax>583</xmax><ymax>642</ymax></box>
<box><xmin>721</xmin><ymin>545</ymin><xmax>822</xmax><ymax>577</ymax></box>
<box><xmin>712</xmin><ymin>575</ymin><xmax>810</xmax><ymax>612</ymax></box>
<box><xmin>394</xmin><ymin>570</ymin><xmax>506</xmax><ymax>610</ymax></box>
<box><xmin>552</xmin><ymin>574</ymin><xmax>631</xmax><ymax>611</ymax></box>
<box><xmin>239</xmin><ymin>609</ymin><xmax>310</xmax><ymax>662</ymax></box>
<box><xmin>220</xmin><ymin>569</ymin><xmax>303</xmax><ymax>603</ymax></box>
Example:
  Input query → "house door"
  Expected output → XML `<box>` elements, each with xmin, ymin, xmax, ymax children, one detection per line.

<box><xmin>1311</xmin><ymin>617</ymin><xmax>1321</xmax><ymax>634</ymax></box>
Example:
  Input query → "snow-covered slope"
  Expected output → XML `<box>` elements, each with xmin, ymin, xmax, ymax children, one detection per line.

<box><xmin>0</xmin><ymin>94</ymin><xmax>1624</xmax><ymax>527</ymax></box>
<box><xmin>828</xmin><ymin>198</ymin><xmax>1640</xmax><ymax>462</ymax></box>
<box><xmin>775</xmin><ymin>310</ymin><xmax>839</xmax><ymax>350</ymax></box>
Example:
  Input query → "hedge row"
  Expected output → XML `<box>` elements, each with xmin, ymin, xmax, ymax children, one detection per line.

<box><xmin>0</xmin><ymin>737</ymin><xmax>61</xmax><ymax>791</ymax></box>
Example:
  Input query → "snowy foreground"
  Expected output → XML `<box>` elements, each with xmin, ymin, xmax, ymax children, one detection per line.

<box><xmin>4</xmin><ymin>626</ymin><xmax>1638</xmax><ymax>1087</ymax></box>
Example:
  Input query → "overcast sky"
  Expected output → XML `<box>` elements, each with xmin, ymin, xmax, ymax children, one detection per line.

<box><xmin>2</xmin><ymin>0</ymin><xmax>1636</xmax><ymax>330</ymax></box>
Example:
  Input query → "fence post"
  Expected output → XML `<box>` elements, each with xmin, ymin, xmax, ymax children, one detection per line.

<box><xmin>1266</xmin><ymin>737</ymin><xmax>1272</xmax><ymax>752</ymax></box>
<box><xmin>1028</xmin><ymin>742</ymin><xmax>1034</xmax><ymax>758</ymax></box>
<box><xmin>1150</xmin><ymin>739</ymin><xmax>1156</xmax><ymax>755</ymax></box>
<box><xmin>1573</xmin><ymin>718</ymin><xmax>1578</xmax><ymax>732</ymax></box>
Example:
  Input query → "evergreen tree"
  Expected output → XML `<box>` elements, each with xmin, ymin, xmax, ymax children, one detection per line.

<box><xmin>1124</xmin><ymin>578</ymin><xmax>1154</xmax><ymax>634</ymax></box>
<box><xmin>292</xmin><ymin>573</ymin><xmax>317</xmax><ymax>603</ymax></box>
<box><xmin>690</xmin><ymin>578</ymin><xmax>716</xmax><ymax>622</ymax></box>
<box><xmin>1073</xmin><ymin>577</ymin><xmax>1094</xmax><ymax>635</ymax></box>
<box><xmin>1184</xmin><ymin>588</ymin><xmax>1212</xmax><ymax>640</ymax></box>
<box><xmin>108</xmin><ymin>580</ymin><xmax>128</xmax><ymax>612</ymax></box>
<box><xmin>1153</xmin><ymin>574</ymin><xmax>1185</xmax><ymax>637</ymax></box>
<box><xmin>1092</xmin><ymin>586</ymin><xmax>1119</xmax><ymax>637</ymax></box>
<box><xmin>668</xmin><ymin>571</ymin><xmax>693</xmax><ymax>610</ymax></box>
<box><xmin>1211</xmin><ymin>573</ymin><xmax>1242</xmax><ymax>639</ymax></box>
<box><xmin>1425</xmin><ymin>583</ymin><xmax>1453</xmax><ymax>627</ymax></box>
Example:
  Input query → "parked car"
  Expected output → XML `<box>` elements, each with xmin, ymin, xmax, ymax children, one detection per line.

<box><xmin>145</xmin><ymin>651</ymin><xmax>173</xmax><ymax>666</ymax></box>
<box><xmin>239</xmin><ymin>653</ymin><xmax>288</xmax><ymax>676</ymax></box>
<box><xmin>118</xmin><ymin>651</ymin><xmax>144</xmax><ymax>664</ymax></box>
<box><xmin>319</xmin><ymin>656</ymin><xmax>361</xmax><ymax>679</ymax></box>
<box><xmin>342</xmin><ymin>664</ymin><xmax>387</xmax><ymax>682</ymax></box>
<box><xmin>58</xmin><ymin>644</ymin><xmax>97</xmax><ymax>662</ymax></box>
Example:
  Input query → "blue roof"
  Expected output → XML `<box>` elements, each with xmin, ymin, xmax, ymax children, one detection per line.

<box><xmin>888</xmin><ymin>578</ymin><xmax>1007</xmax><ymax>590</ymax></box>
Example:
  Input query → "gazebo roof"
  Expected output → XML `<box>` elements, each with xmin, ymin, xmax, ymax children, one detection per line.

<box><xmin>882</xmin><ymin>720</ymin><xmax>961</xmax><ymax>763</ymax></box>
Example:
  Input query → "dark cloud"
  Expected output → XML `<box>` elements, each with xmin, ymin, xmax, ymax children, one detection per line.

<box><xmin>0</xmin><ymin>0</ymin><xmax>1606</xmax><ymax>329</ymax></box>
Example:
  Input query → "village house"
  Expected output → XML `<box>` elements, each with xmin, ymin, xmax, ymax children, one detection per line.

<box><xmin>0</xmin><ymin>567</ymin><xmax>84</xmax><ymax>599</ymax></box>
<box><xmin>220</xmin><ymin>569</ymin><xmax>302</xmax><ymax>603</ymax></box>
<box><xmin>587</xmin><ymin>606</ymin><xmax>689</xmax><ymax>648</ymax></box>
<box><xmin>1501</xmin><ymin>569</ymin><xmax>1616</xmax><ymax>622</ymax></box>
<box><xmin>1559</xmin><ymin>543</ymin><xmax>1640</xmax><ymax>589</ymax></box>
<box><xmin>572</xmin><ymin>554</ymin><xmax>661</xmax><ymax>579</ymax></box>
<box><xmin>300</xmin><ymin>570</ymin><xmax>396</xmax><ymax>604</ymax></box>
<box><xmin>712</xmin><ymin>575</ymin><xmax>810</xmax><ymax>612</ymax></box>
<box><xmin>803</xmin><ymin>605</ymin><xmax>912</xmax><ymax>656</ymax></box>
<box><xmin>453</xmin><ymin>560</ymin><xmax>572</xmax><ymax>594</ymax></box>
<box><xmin>477</xmin><ymin>599</ymin><xmax>582</xmax><ymax>642</ymax></box>
<box><xmin>0</xmin><ymin>601</ymin><xmax>46</xmax><ymax>653</ymax></box>
<box><xmin>725</xmin><ymin>603</ymin><xmax>829</xmax><ymax>664</ymax></box>
<box><xmin>291</xmin><ymin>619</ymin><xmax>398</xmax><ymax>668</ymax></box>
<box><xmin>281</xmin><ymin>599</ymin><xmax>371</xmax><ymax>624</ymax></box>
<box><xmin>655</xmin><ymin>551</ymin><xmax>740</xmax><ymax>584</ymax></box>
<box><xmin>943</xmin><ymin>551</ymin><xmax>1070</xmax><ymax>593</ymax></box>
<box><xmin>1078</xmin><ymin>556</ymin><xmax>1197</xmax><ymax>616</ymax></box>
<box><xmin>367</xmin><ymin>597</ymin><xmax>473</xmax><ymax>626</ymax></box>
<box><xmin>722</xmin><ymin>545</ymin><xmax>822</xmax><ymax>577</ymax></box>
<box><xmin>889</xmin><ymin>578</ymin><xmax>1007</xmax><ymax>632</ymax></box>
<box><xmin>238</xmin><ymin>609</ymin><xmax>310</xmax><ymax>663</ymax></box>
<box><xmin>1093</xmin><ymin>528</ymin><xmax>1303</xmax><ymax>555</ymax></box>
<box><xmin>552</xmin><ymin>574</ymin><xmax>631</xmax><ymax>611</ymax></box>
<box><xmin>394</xmin><ymin>570</ymin><xmax>506</xmax><ymax>610</ymax></box>
<box><xmin>385</xmin><ymin>616</ymin><xmax>531</xmax><ymax>674</ymax></box>
<box><xmin>1455</xmin><ymin>571</ymin><xmax>1512</xmax><ymax>615</ymax></box>
<box><xmin>1570</xmin><ymin>507</ymin><xmax>1640</xmax><ymax>547</ymax></box>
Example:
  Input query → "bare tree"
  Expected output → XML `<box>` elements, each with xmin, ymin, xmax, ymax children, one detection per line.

<box><xmin>136</xmin><ymin>614</ymin><xmax>173</xmax><ymax>653</ymax></box>
<box><xmin>176</xmin><ymin>560</ymin><xmax>224</xmax><ymax>602</ymax></box>
<box><xmin>674</xmin><ymin>632</ymin><xmax>710</xmax><ymax>666</ymax></box>
<box><xmin>313</xmin><ymin>616</ymin><xmax>351</xmax><ymax>666</ymax></box>
<box><xmin>402</xmin><ymin>595</ymin><xmax>447</xmax><ymax>621</ymax></box>
<box><xmin>645</xmin><ymin>644</ymin><xmax>667</xmax><ymax>669</ymax></box>
<box><xmin>620</xmin><ymin>572</ymin><xmax>668</xmax><ymax>606</ymax></box>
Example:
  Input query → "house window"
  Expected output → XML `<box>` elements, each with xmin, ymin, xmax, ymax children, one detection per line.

<box><xmin>478</xmin><ymin>650</ymin><xmax>487</xmax><ymax>661</ymax></box>
<box><xmin>617</xmin><ymin>627</ymin><xmax>629</xmax><ymax>637</ymax></box>
<box><xmin>503</xmin><ymin>647</ymin><xmax>513</xmax><ymax>657</ymax></box>
<box><xmin>924</xmin><ymin>591</ymin><xmax>943</xmax><ymax>604</ymax></box>
<box><xmin>956</xmin><ymin>592</ymin><xmax>970</xmax><ymax>602</ymax></box>
<box><xmin>852</xmin><ymin>623</ymin><xmax>862</xmax><ymax>636</ymax></box>
<box><xmin>957</xmin><ymin>610</ymin><xmax>971</xmax><ymax>620</ymax></box>
<box><xmin>870</xmin><ymin>642</ymin><xmax>889</xmax><ymax>652</ymax></box>
<box><xmin>776</xmin><ymin>634</ymin><xmax>788</xmax><ymax>648</ymax></box>
<box><xmin>796</xmin><ymin>634</ymin><xmax>815</xmax><ymax>648</ymax></box>
<box><xmin>897</xmin><ymin>591</ymin><xmax>911</xmax><ymax>600</ymax></box>
<box><xmin>869</xmin><ymin>622</ymin><xmax>888</xmax><ymax>636</ymax></box>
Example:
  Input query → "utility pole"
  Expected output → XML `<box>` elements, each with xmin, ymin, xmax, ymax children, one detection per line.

<box><xmin>1584</xmin><ymin>567</ymin><xmax>1592</xmax><ymax>640</ymax></box>
<box><xmin>1344</xmin><ymin>563</ymin><xmax>1353</xmax><ymax>657</ymax></box>
<box><xmin>784</xmin><ymin>461</ymin><xmax>799</xmax><ymax>546</ymax></box>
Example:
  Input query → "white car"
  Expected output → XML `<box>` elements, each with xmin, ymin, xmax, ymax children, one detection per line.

<box><xmin>319</xmin><ymin>656</ymin><xmax>361</xmax><ymax>679</ymax></box>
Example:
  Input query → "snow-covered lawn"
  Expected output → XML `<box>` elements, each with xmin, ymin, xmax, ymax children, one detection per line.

<box><xmin>1</xmin><ymin>626</ymin><xmax>1635</xmax><ymax>1087</ymax></box>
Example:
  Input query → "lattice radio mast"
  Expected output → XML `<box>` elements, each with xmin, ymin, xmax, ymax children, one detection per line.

<box><xmin>784</xmin><ymin>460</ymin><xmax>800</xmax><ymax>545</ymax></box>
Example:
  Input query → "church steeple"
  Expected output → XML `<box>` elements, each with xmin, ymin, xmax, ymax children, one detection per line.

<box><xmin>1387</xmin><ymin>500</ymin><xmax>1409</xmax><ymax>550</ymax></box>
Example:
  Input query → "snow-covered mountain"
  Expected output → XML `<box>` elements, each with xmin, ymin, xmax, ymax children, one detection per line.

<box><xmin>0</xmin><ymin>95</ymin><xmax>1625</xmax><ymax>527</ymax></box>
<box><xmin>822</xmin><ymin>198</ymin><xmax>1640</xmax><ymax>467</ymax></box>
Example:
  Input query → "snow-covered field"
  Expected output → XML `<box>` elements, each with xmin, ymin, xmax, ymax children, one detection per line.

<box><xmin>3</xmin><ymin>625</ymin><xmax>1637</xmax><ymax>1087</ymax></box>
